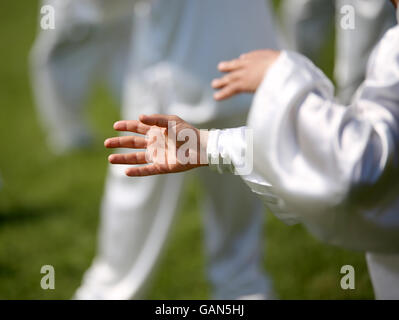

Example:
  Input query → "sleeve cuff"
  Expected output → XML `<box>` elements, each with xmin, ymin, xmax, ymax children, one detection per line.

<box><xmin>206</xmin><ymin>127</ymin><xmax>249</xmax><ymax>175</ymax></box>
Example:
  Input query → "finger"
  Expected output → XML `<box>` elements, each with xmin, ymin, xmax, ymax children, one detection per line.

<box><xmin>108</xmin><ymin>152</ymin><xmax>148</xmax><ymax>165</ymax></box>
<box><xmin>139</xmin><ymin>114</ymin><xmax>179</xmax><ymax>128</ymax></box>
<box><xmin>125</xmin><ymin>164</ymin><xmax>168</xmax><ymax>177</ymax></box>
<box><xmin>240</xmin><ymin>50</ymin><xmax>269</xmax><ymax>59</ymax></box>
<box><xmin>218</xmin><ymin>59</ymin><xmax>246</xmax><ymax>72</ymax></box>
<box><xmin>211</xmin><ymin>76</ymin><xmax>229</xmax><ymax>89</ymax></box>
<box><xmin>113</xmin><ymin>120</ymin><xmax>151</xmax><ymax>135</ymax></box>
<box><xmin>104</xmin><ymin>136</ymin><xmax>147</xmax><ymax>149</ymax></box>
<box><xmin>211</xmin><ymin>71</ymin><xmax>242</xmax><ymax>89</ymax></box>
<box><xmin>214</xmin><ymin>83</ymin><xmax>242</xmax><ymax>101</ymax></box>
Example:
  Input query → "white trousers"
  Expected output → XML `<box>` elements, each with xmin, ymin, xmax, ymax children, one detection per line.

<box><xmin>280</xmin><ymin>0</ymin><xmax>335</xmax><ymax>60</ymax></box>
<box><xmin>366</xmin><ymin>253</ymin><xmax>399</xmax><ymax>300</ymax></box>
<box><xmin>280</xmin><ymin>0</ymin><xmax>396</xmax><ymax>103</ymax></box>
<box><xmin>75</xmin><ymin>111</ymin><xmax>270</xmax><ymax>299</ymax></box>
<box><xmin>334</xmin><ymin>0</ymin><xmax>397</xmax><ymax>103</ymax></box>
<box><xmin>30</xmin><ymin>2</ymin><xmax>132</xmax><ymax>153</ymax></box>
<box><xmin>33</xmin><ymin>0</ymin><xmax>273</xmax><ymax>300</ymax></box>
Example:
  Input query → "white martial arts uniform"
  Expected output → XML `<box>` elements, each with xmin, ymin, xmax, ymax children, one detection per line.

<box><xmin>74</xmin><ymin>0</ymin><xmax>279</xmax><ymax>300</ymax></box>
<box><xmin>281</xmin><ymin>0</ymin><xmax>335</xmax><ymax>60</ymax></box>
<box><xmin>30</xmin><ymin>0</ymin><xmax>135</xmax><ymax>153</ymax></box>
<box><xmin>281</xmin><ymin>0</ymin><xmax>396</xmax><ymax>103</ymax></box>
<box><xmin>334</xmin><ymin>0</ymin><xmax>397</xmax><ymax>103</ymax></box>
<box><xmin>207</xmin><ymin>9</ymin><xmax>399</xmax><ymax>299</ymax></box>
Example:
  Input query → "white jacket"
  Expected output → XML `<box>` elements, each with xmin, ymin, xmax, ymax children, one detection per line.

<box><xmin>208</xmin><ymin>14</ymin><xmax>399</xmax><ymax>252</ymax></box>
<box><xmin>123</xmin><ymin>0</ymin><xmax>279</xmax><ymax>125</ymax></box>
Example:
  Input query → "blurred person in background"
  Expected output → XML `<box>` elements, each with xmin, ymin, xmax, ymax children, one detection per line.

<box><xmin>30</xmin><ymin>0</ymin><xmax>135</xmax><ymax>154</ymax></box>
<box><xmin>75</xmin><ymin>0</ymin><xmax>280</xmax><ymax>301</ymax></box>
<box><xmin>281</xmin><ymin>0</ymin><xmax>396</xmax><ymax>103</ymax></box>
<box><xmin>104</xmin><ymin>0</ymin><xmax>399</xmax><ymax>299</ymax></box>
<box><xmin>31</xmin><ymin>0</ymin><xmax>281</xmax><ymax>299</ymax></box>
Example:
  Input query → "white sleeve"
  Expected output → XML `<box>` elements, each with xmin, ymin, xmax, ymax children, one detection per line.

<box><xmin>207</xmin><ymin>127</ymin><xmax>248</xmax><ymax>175</ymax></box>
<box><xmin>207</xmin><ymin>26</ymin><xmax>399</xmax><ymax>250</ymax></box>
<box><xmin>206</xmin><ymin>127</ymin><xmax>298</xmax><ymax>224</ymax></box>
<box><xmin>247</xmin><ymin>27</ymin><xmax>399</xmax><ymax>249</ymax></box>
<box><xmin>249</xmin><ymin>27</ymin><xmax>399</xmax><ymax>209</ymax></box>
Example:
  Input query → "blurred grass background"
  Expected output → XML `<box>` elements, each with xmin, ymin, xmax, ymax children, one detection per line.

<box><xmin>0</xmin><ymin>0</ymin><xmax>374</xmax><ymax>299</ymax></box>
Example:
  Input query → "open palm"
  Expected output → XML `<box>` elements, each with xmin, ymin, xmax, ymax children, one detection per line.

<box><xmin>104</xmin><ymin>114</ymin><xmax>208</xmax><ymax>177</ymax></box>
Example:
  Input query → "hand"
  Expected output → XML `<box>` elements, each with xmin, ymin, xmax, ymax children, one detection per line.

<box><xmin>104</xmin><ymin>114</ymin><xmax>208</xmax><ymax>177</ymax></box>
<box><xmin>212</xmin><ymin>49</ymin><xmax>281</xmax><ymax>101</ymax></box>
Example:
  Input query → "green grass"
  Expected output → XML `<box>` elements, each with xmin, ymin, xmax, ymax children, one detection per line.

<box><xmin>0</xmin><ymin>0</ymin><xmax>373</xmax><ymax>299</ymax></box>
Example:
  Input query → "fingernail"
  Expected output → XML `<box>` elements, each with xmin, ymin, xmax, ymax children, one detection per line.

<box><xmin>113</xmin><ymin>121</ymin><xmax>122</xmax><ymax>129</ymax></box>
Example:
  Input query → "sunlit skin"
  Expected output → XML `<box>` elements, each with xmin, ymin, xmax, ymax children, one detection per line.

<box><xmin>212</xmin><ymin>49</ymin><xmax>281</xmax><ymax>101</ymax></box>
<box><xmin>105</xmin><ymin>0</ymin><xmax>398</xmax><ymax>177</ymax></box>
<box><xmin>104</xmin><ymin>115</ymin><xmax>208</xmax><ymax>177</ymax></box>
<box><xmin>105</xmin><ymin>50</ymin><xmax>283</xmax><ymax>177</ymax></box>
